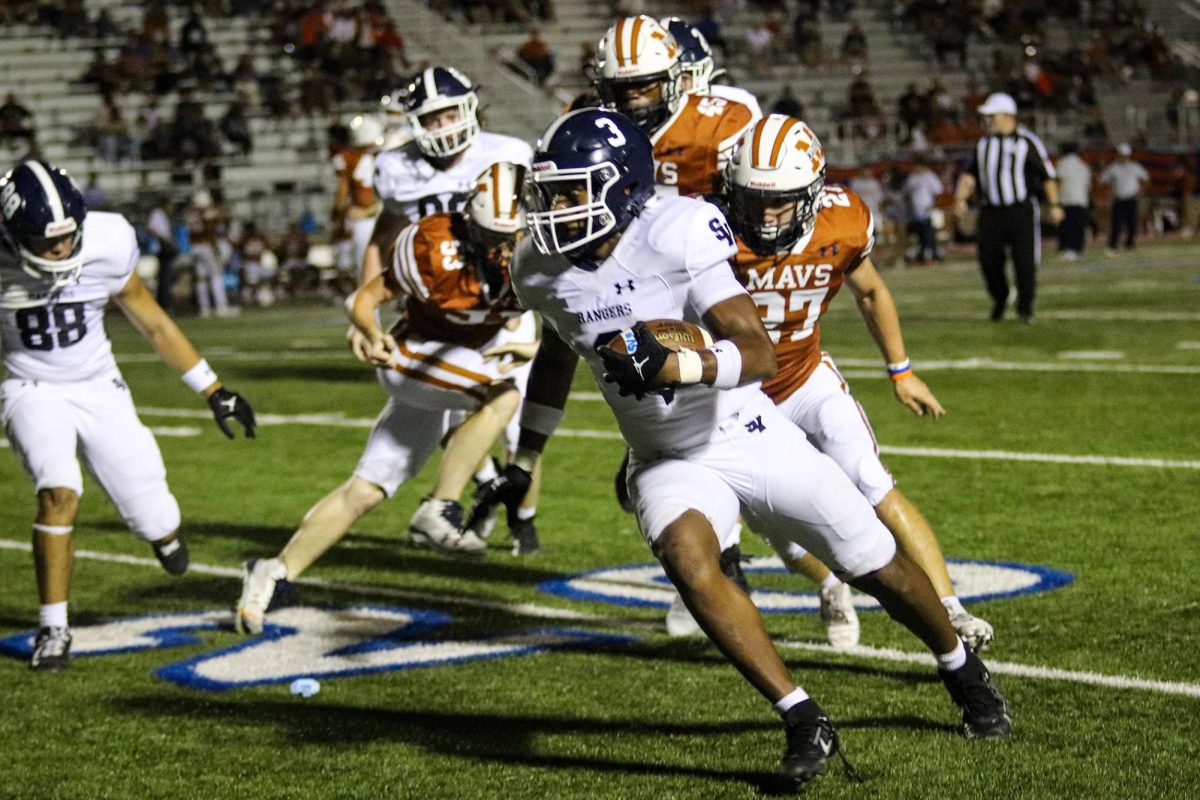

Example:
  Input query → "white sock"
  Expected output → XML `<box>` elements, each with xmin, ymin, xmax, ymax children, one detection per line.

<box><xmin>474</xmin><ymin>459</ymin><xmax>499</xmax><ymax>484</ymax></box>
<box><xmin>40</xmin><ymin>601</ymin><xmax>68</xmax><ymax>629</ymax></box>
<box><xmin>936</xmin><ymin>640</ymin><xmax>967</xmax><ymax>672</ymax></box>
<box><xmin>820</xmin><ymin>573</ymin><xmax>841</xmax><ymax>591</ymax></box>
<box><xmin>941</xmin><ymin>596</ymin><xmax>967</xmax><ymax>617</ymax></box>
<box><xmin>517</xmin><ymin>506</ymin><xmax>536</xmax><ymax>522</ymax></box>
<box><xmin>773</xmin><ymin>687</ymin><xmax>810</xmax><ymax>714</ymax></box>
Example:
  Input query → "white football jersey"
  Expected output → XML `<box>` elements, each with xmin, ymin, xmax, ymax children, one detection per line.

<box><xmin>512</xmin><ymin>192</ymin><xmax>758</xmax><ymax>456</ymax></box>
<box><xmin>373</xmin><ymin>132</ymin><xmax>533</xmax><ymax>221</ymax></box>
<box><xmin>0</xmin><ymin>211</ymin><xmax>137</xmax><ymax>383</ymax></box>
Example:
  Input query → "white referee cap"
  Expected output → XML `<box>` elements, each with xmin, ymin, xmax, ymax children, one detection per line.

<box><xmin>977</xmin><ymin>92</ymin><xmax>1018</xmax><ymax>116</ymax></box>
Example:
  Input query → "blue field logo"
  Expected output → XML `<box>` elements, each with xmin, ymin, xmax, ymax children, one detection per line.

<box><xmin>537</xmin><ymin>557</ymin><xmax>1074</xmax><ymax>612</ymax></box>
<box><xmin>0</xmin><ymin>606</ymin><xmax>633</xmax><ymax>691</ymax></box>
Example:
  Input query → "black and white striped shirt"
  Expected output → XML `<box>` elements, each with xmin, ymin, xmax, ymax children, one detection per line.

<box><xmin>970</xmin><ymin>127</ymin><xmax>1057</xmax><ymax>207</ymax></box>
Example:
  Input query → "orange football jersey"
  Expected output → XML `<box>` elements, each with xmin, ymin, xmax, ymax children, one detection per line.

<box><xmin>332</xmin><ymin>146</ymin><xmax>380</xmax><ymax>216</ymax></box>
<box><xmin>652</xmin><ymin>93</ymin><xmax>756</xmax><ymax>197</ymax></box>
<box><xmin>385</xmin><ymin>213</ymin><xmax>523</xmax><ymax>348</ymax></box>
<box><xmin>729</xmin><ymin>185</ymin><xmax>875</xmax><ymax>402</ymax></box>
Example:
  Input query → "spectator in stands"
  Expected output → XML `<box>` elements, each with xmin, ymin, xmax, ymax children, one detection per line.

<box><xmin>142</xmin><ymin>1</ymin><xmax>171</xmax><ymax>45</ymax></box>
<box><xmin>232</xmin><ymin>54</ymin><xmax>262</xmax><ymax>108</ymax></box>
<box><xmin>745</xmin><ymin>15</ymin><xmax>783</xmax><ymax>77</ymax></box>
<box><xmin>1100</xmin><ymin>143</ymin><xmax>1150</xmax><ymax>253</ymax></box>
<box><xmin>147</xmin><ymin>197</ymin><xmax>180</xmax><ymax>309</ymax></box>
<box><xmin>95</xmin><ymin>94</ymin><xmax>133</xmax><ymax>164</ymax></box>
<box><xmin>0</xmin><ymin>93</ymin><xmax>35</xmax><ymax>147</ymax></box>
<box><xmin>517</xmin><ymin>28</ymin><xmax>556</xmax><ymax>86</ymax></box>
<box><xmin>770</xmin><ymin>85</ymin><xmax>804</xmax><ymax>119</ymax></box>
<box><xmin>897</xmin><ymin>82</ymin><xmax>928</xmax><ymax>132</ymax></box>
<box><xmin>169</xmin><ymin>89</ymin><xmax>220</xmax><ymax>163</ymax></box>
<box><xmin>849</xmin><ymin>165</ymin><xmax>885</xmax><ymax>231</ymax></box>
<box><xmin>791</xmin><ymin>13</ymin><xmax>823</xmax><ymax>68</ymax></box>
<box><xmin>180</xmin><ymin>8</ymin><xmax>213</xmax><ymax>65</ymax></box>
<box><xmin>904</xmin><ymin>154</ymin><xmax>945</xmax><ymax>264</ymax></box>
<box><xmin>1055</xmin><ymin>141</ymin><xmax>1091</xmax><ymax>260</ymax></box>
<box><xmin>220</xmin><ymin>103</ymin><xmax>254</xmax><ymax>156</ymax></box>
<box><xmin>81</xmin><ymin>171</ymin><xmax>107</xmax><ymax>210</ymax></box>
<box><xmin>81</xmin><ymin>50</ymin><xmax>122</xmax><ymax>97</ymax></box>
<box><xmin>840</xmin><ymin>20</ymin><xmax>867</xmax><ymax>64</ymax></box>
<box><xmin>238</xmin><ymin>222</ymin><xmax>277</xmax><ymax>307</ymax></box>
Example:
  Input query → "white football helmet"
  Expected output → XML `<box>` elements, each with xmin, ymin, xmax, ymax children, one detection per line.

<box><xmin>347</xmin><ymin>113</ymin><xmax>384</xmax><ymax>149</ymax></box>
<box><xmin>465</xmin><ymin>161</ymin><xmax>526</xmax><ymax>297</ymax></box>
<box><xmin>402</xmin><ymin>66</ymin><xmax>481</xmax><ymax>159</ymax></box>
<box><xmin>594</xmin><ymin>15</ymin><xmax>682</xmax><ymax>134</ymax></box>
<box><xmin>726</xmin><ymin>114</ymin><xmax>827</xmax><ymax>255</ymax></box>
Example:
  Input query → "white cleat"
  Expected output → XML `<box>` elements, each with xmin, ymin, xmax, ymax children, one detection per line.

<box><xmin>819</xmin><ymin>582</ymin><xmax>860</xmax><ymax>649</ymax></box>
<box><xmin>235</xmin><ymin>557</ymin><xmax>286</xmax><ymax>635</ymax></box>
<box><xmin>409</xmin><ymin>498</ymin><xmax>486</xmax><ymax>557</ymax></box>
<box><xmin>949</xmin><ymin>610</ymin><xmax>994</xmax><ymax>652</ymax></box>
<box><xmin>665</xmin><ymin>591</ymin><xmax>703</xmax><ymax>638</ymax></box>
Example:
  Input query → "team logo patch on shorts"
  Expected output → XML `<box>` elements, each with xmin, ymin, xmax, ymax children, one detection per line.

<box><xmin>537</xmin><ymin>557</ymin><xmax>1074</xmax><ymax>612</ymax></box>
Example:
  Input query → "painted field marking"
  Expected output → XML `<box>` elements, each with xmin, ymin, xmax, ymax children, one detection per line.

<box><xmin>0</xmin><ymin>539</ymin><xmax>1196</xmax><ymax>699</ymax></box>
<box><xmin>1057</xmin><ymin>351</ymin><xmax>1125</xmax><ymax>360</ymax></box>
<box><xmin>1178</xmin><ymin>342</ymin><xmax>1200</xmax><ymax>350</ymax></box>
<box><xmin>132</xmin><ymin>407</ymin><xmax>1200</xmax><ymax>470</ymax></box>
<box><xmin>776</xmin><ymin>640</ymin><xmax>1200</xmax><ymax>699</ymax></box>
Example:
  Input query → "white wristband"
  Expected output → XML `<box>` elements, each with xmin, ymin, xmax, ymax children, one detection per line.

<box><xmin>710</xmin><ymin>340</ymin><xmax>742</xmax><ymax>389</ymax></box>
<box><xmin>182</xmin><ymin>359</ymin><xmax>218</xmax><ymax>393</ymax></box>
<box><xmin>675</xmin><ymin>348</ymin><xmax>703</xmax><ymax>385</ymax></box>
<box><xmin>520</xmin><ymin>400</ymin><xmax>565</xmax><ymax>437</ymax></box>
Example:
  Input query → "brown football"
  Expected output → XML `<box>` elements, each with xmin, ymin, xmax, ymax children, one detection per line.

<box><xmin>606</xmin><ymin>319</ymin><xmax>714</xmax><ymax>355</ymax></box>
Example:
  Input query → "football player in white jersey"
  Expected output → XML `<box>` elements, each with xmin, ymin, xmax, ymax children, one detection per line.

<box><xmin>469</xmin><ymin>110</ymin><xmax>1012</xmax><ymax>786</ymax></box>
<box><xmin>0</xmin><ymin>161</ymin><xmax>256</xmax><ymax>672</ymax></box>
<box><xmin>362</xmin><ymin>67</ymin><xmax>542</xmax><ymax>548</ymax></box>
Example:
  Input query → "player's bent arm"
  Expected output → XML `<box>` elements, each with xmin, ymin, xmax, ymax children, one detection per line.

<box><xmin>513</xmin><ymin>324</ymin><xmax>579</xmax><ymax>465</ymax></box>
<box><xmin>695</xmin><ymin>293</ymin><xmax>777</xmax><ymax>387</ymax></box>
<box><xmin>846</xmin><ymin>258</ymin><xmax>945</xmax><ymax>418</ymax></box>
<box><xmin>845</xmin><ymin>257</ymin><xmax>907</xmax><ymax>367</ymax></box>
<box><xmin>115</xmin><ymin>273</ymin><xmax>218</xmax><ymax>396</ymax></box>
<box><xmin>361</xmin><ymin>206</ymin><xmax>410</xmax><ymax>287</ymax></box>
<box><xmin>347</xmin><ymin>274</ymin><xmax>396</xmax><ymax>340</ymax></box>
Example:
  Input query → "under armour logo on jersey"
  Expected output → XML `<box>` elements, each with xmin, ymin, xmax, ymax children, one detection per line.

<box><xmin>744</xmin><ymin>415</ymin><xmax>765</xmax><ymax>434</ymax></box>
<box><xmin>819</xmin><ymin>244</ymin><xmax>839</xmax><ymax>258</ymax></box>
<box><xmin>614</xmin><ymin>279</ymin><xmax>635</xmax><ymax>294</ymax></box>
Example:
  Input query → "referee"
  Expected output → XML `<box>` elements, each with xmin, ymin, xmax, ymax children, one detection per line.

<box><xmin>954</xmin><ymin>93</ymin><xmax>1063</xmax><ymax>324</ymax></box>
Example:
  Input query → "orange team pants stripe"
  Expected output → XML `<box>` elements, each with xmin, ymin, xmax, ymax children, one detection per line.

<box><xmin>389</xmin><ymin>363</ymin><xmax>488</xmax><ymax>401</ymax></box>
<box><xmin>397</xmin><ymin>342</ymin><xmax>492</xmax><ymax>385</ymax></box>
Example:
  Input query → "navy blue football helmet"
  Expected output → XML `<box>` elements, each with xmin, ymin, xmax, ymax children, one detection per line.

<box><xmin>402</xmin><ymin>66</ymin><xmax>480</xmax><ymax>158</ymax></box>
<box><xmin>0</xmin><ymin>161</ymin><xmax>87</xmax><ymax>288</ymax></box>
<box><xmin>662</xmin><ymin>18</ymin><xmax>715</xmax><ymax>95</ymax></box>
<box><xmin>526</xmin><ymin>109</ymin><xmax>656</xmax><ymax>260</ymax></box>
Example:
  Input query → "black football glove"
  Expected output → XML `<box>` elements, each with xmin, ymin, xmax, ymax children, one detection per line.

<box><xmin>465</xmin><ymin>463</ymin><xmax>532</xmax><ymax>531</ymax></box>
<box><xmin>207</xmin><ymin>388</ymin><xmax>257</xmax><ymax>439</ymax></box>
<box><xmin>597</xmin><ymin>321</ymin><xmax>672</xmax><ymax>401</ymax></box>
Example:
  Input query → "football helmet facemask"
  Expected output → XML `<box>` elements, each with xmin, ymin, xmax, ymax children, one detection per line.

<box><xmin>0</xmin><ymin>161</ymin><xmax>87</xmax><ymax>289</ymax></box>
<box><xmin>594</xmin><ymin>16</ymin><xmax>683</xmax><ymax>135</ymax></box>
<box><xmin>727</xmin><ymin>115</ymin><xmax>827</xmax><ymax>255</ymax></box>
<box><xmin>525</xmin><ymin>109</ymin><xmax>656</xmax><ymax>262</ymax></box>
<box><xmin>464</xmin><ymin>161</ymin><xmax>527</xmax><ymax>299</ymax></box>
<box><xmin>403</xmin><ymin>66</ymin><xmax>481</xmax><ymax>159</ymax></box>
<box><xmin>662</xmin><ymin>17</ymin><xmax>715</xmax><ymax>95</ymax></box>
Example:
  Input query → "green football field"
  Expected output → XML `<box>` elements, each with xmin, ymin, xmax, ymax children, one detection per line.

<box><xmin>1</xmin><ymin>243</ymin><xmax>1198</xmax><ymax>799</ymax></box>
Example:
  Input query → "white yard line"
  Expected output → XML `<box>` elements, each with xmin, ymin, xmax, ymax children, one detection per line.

<box><xmin>831</xmin><ymin>356</ymin><xmax>1200</xmax><ymax>376</ymax></box>
<box><xmin>775</xmin><ymin>640</ymin><xmax>1200</xmax><ymax>699</ymax></box>
<box><xmin>1</xmin><ymin>539</ymin><xmax>1195</xmax><ymax>698</ymax></box>
<box><xmin>132</xmin><ymin>407</ymin><xmax>1200</xmax><ymax>470</ymax></box>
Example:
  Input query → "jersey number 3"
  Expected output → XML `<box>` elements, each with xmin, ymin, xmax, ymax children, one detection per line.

<box><xmin>16</xmin><ymin>303</ymin><xmax>88</xmax><ymax>351</ymax></box>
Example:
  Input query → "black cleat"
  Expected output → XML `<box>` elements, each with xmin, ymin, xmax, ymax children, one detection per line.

<box><xmin>718</xmin><ymin>544</ymin><xmax>752</xmax><ymax>595</ymax></box>
<box><xmin>509</xmin><ymin>518</ymin><xmax>540</xmax><ymax>556</ymax></box>
<box><xmin>940</xmin><ymin>649</ymin><xmax>1013</xmax><ymax>739</ymax></box>
<box><xmin>30</xmin><ymin>626</ymin><xmax>72</xmax><ymax>672</ymax></box>
<box><xmin>779</xmin><ymin>699</ymin><xmax>838</xmax><ymax>786</ymax></box>
<box><xmin>152</xmin><ymin>534</ymin><xmax>189</xmax><ymax>576</ymax></box>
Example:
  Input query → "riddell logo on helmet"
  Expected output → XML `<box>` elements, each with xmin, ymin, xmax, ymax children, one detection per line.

<box><xmin>44</xmin><ymin>220</ymin><xmax>77</xmax><ymax>236</ymax></box>
<box><xmin>531</xmin><ymin>162</ymin><xmax>554</xmax><ymax>172</ymax></box>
